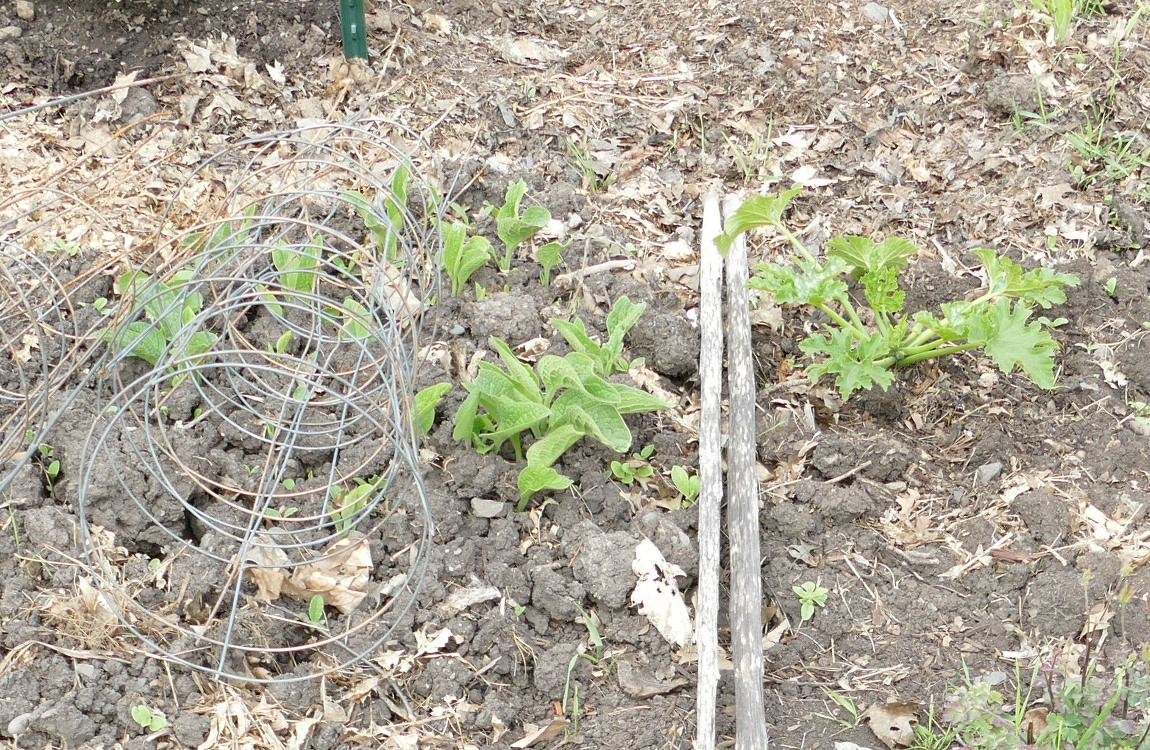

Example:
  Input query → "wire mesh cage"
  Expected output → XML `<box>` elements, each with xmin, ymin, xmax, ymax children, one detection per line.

<box><xmin>53</xmin><ymin>120</ymin><xmax>447</xmax><ymax>682</ymax></box>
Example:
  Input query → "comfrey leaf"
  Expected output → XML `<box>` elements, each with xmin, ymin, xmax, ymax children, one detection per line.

<box><xmin>715</xmin><ymin>186</ymin><xmax>802</xmax><ymax>254</ymax></box>
<box><xmin>801</xmin><ymin>327</ymin><xmax>895</xmax><ymax>399</ymax></box>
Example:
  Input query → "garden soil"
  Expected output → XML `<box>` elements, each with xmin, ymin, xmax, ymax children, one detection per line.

<box><xmin>2</xmin><ymin>0</ymin><xmax>1150</xmax><ymax>748</ymax></box>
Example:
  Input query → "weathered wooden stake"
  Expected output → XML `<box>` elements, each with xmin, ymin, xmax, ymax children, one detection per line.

<box><xmin>723</xmin><ymin>196</ymin><xmax>768</xmax><ymax>749</ymax></box>
<box><xmin>695</xmin><ymin>193</ymin><xmax>724</xmax><ymax>750</ymax></box>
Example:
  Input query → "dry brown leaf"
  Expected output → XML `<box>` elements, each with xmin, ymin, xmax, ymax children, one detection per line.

<box><xmin>281</xmin><ymin>534</ymin><xmax>372</xmax><ymax>614</ymax></box>
<box><xmin>616</xmin><ymin>659</ymin><xmax>689</xmax><ymax>699</ymax></box>
<box><xmin>864</xmin><ymin>702</ymin><xmax>917</xmax><ymax>749</ymax></box>
<box><xmin>509</xmin><ymin>717</ymin><xmax>569</xmax><ymax>748</ymax></box>
<box><xmin>243</xmin><ymin>536</ymin><xmax>291</xmax><ymax>602</ymax></box>
<box><xmin>500</xmin><ymin>36</ymin><xmax>570</xmax><ymax>66</ymax></box>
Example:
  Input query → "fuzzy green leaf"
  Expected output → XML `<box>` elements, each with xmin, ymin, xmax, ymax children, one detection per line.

<box><xmin>488</xmin><ymin>337</ymin><xmax>543</xmax><ymax>402</ymax></box>
<box><xmin>103</xmin><ymin>321</ymin><xmax>167</xmax><ymax>365</ymax></box>
<box><xmin>715</xmin><ymin>186</ymin><xmax>802</xmax><ymax>254</ymax></box>
<box><xmin>525</xmin><ymin>424</ymin><xmax>586</xmax><ymax>468</ymax></box>
<box><xmin>801</xmin><ymin>327</ymin><xmax>895</xmax><ymax>399</ymax></box>
<box><xmin>517</xmin><ymin>464</ymin><xmax>574</xmax><ymax>509</ymax></box>
<box><xmin>415</xmin><ymin>383</ymin><xmax>452</xmax><ymax>435</ymax></box>
<box><xmin>607</xmin><ymin>383</ymin><xmax>671</xmax><ymax>414</ymax></box>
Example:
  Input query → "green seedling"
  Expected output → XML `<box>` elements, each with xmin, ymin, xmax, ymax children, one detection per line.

<box><xmin>536</xmin><ymin>240</ymin><xmax>565</xmax><ymax>286</ymax></box>
<box><xmin>260</xmin><ymin>241</ymin><xmax>320</xmax><ymax>318</ymax></box>
<box><xmin>330</xmin><ymin>476</ymin><xmax>380</xmax><ymax>536</ymax></box>
<box><xmin>563</xmin><ymin>606</ymin><xmax>606</xmax><ymax>735</ymax></box>
<box><xmin>814</xmin><ymin>687</ymin><xmax>865</xmax><ymax>729</ymax></box>
<box><xmin>34</xmin><ymin>442</ymin><xmax>60</xmax><ymax>487</ymax></box>
<box><xmin>494</xmin><ymin>179</ymin><xmax>550</xmax><ymax>272</ymax></box>
<box><xmin>550</xmin><ymin>296</ymin><xmax>647</xmax><ymax>377</ymax></box>
<box><xmin>609</xmin><ymin>444</ymin><xmax>655</xmax><ymax>486</ymax></box>
<box><xmin>91</xmin><ymin>297</ymin><xmax>110</xmax><ymax>314</ymax></box>
<box><xmin>567</xmin><ymin>138</ymin><xmax>615</xmax><ymax>193</ymax></box>
<box><xmin>717</xmin><ymin>188</ymin><xmax>1080</xmax><ymax>400</ymax></box>
<box><xmin>338</xmin><ymin>297</ymin><xmax>372</xmax><ymax>340</ymax></box>
<box><xmin>441</xmin><ymin>221</ymin><xmax>494</xmax><ymax>296</ymax></box>
<box><xmin>669</xmin><ymin>465</ymin><xmax>701</xmax><ymax>505</ymax></box>
<box><xmin>303</xmin><ymin>594</ymin><xmax>326</xmax><ymax>626</ymax></box>
<box><xmin>264</xmin><ymin>505</ymin><xmax>299</xmax><ymax>520</ymax></box>
<box><xmin>1105</xmin><ymin>277</ymin><xmax>1118</xmax><ymax>298</ymax></box>
<box><xmin>452</xmin><ymin>332</ymin><xmax>669</xmax><ymax>510</ymax></box>
<box><xmin>414</xmin><ymin>382</ymin><xmax>452</xmax><ymax>436</ymax></box>
<box><xmin>793</xmin><ymin>580</ymin><xmax>828</xmax><ymax>622</ymax></box>
<box><xmin>345</xmin><ymin>166</ymin><xmax>410</xmax><ymax>262</ymax></box>
<box><xmin>101</xmin><ymin>270</ymin><xmax>218</xmax><ymax>381</ymax></box>
<box><xmin>130</xmin><ymin>704</ymin><xmax>168</xmax><ymax>732</ymax></box>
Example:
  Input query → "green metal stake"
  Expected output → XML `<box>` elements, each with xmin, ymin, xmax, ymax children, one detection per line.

<box><xmin>340</xmin><ymin>0</ymin><xmax>369</xmax><ymax>61</ymax></box>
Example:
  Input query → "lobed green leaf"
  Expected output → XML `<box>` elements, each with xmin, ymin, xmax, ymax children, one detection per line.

<box><xmin>715</xmin><ymin>186</ymin><xmax>802</xmax><ymax>254</ymax></box>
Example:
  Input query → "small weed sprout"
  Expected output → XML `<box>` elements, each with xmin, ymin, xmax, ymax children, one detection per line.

<box><xmin>815</xmin><ymin>688</ymin><xmax>865</xmax><ymax>729</ymax></box>
<box><xmin>130</xmin><ymin>704</ymin><xmax>169</xmax><ymax>732</ymax></box>
<box><xmin>536</xmin><ymin>240</ymin><xmax>565</xmax><ymax>286</ymax></box>
<box><xmin>304</xmin><ymin>594</ymin><xmax>326</xmax><ymax>626</ymax></box>
<box><xmin>330</xmin><ymin>476</ymin><xmax>380</xmax><ymax>536</ymax></box>
<box><xmin>793</xmin><ymin>581</ymin><xmax>828</xmax><ymax>622</ymax></box>
<box><xmin>609</xmin><ymin>444</ymin><xmax>655</xmax><ymax>486</ymax></box>
<box><xmin>563</xmin><ymin>606</ymin><xmax>606</xmax><ymax>735</ymax></box>
<box><xmin>493</xmin><ymin>179</ymin><xmax>551</xmax><ymax>272</ymax></box>
<box><xmin>669</xmin><ymin>465</ymin><xmax>701</xmax><ymax>505</ymax></box>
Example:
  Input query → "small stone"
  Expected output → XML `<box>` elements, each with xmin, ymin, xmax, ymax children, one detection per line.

<box><xmin>0</xmin><ymin>25</ymin><xmax>22</xmax><ymax>40</ymax></box>
<box><xmin>862</xmin><ymin>2</ymin><xmax>889</xmax><ymax>23</ymax></box>
<box><xmin>975</xmin><ymin>461</ymin><xmax>1003</xmax><ymax>484</ymax></box>
<box><xmin>470</xmin><ymin>497</ymin><xmax>505</xmax><ymax>518</ymax></box>
<box><xmin>15</xmin><ymin>1</ymin><xmax>34</xmax><ymax>21</ymax></box>
<box><xmin>7</xmin><ymin>713</ymin><xmax>34</xmax><ymax>737</ymax></box>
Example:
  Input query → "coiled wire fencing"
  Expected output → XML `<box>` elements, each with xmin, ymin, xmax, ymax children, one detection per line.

<box><xmin>2</xmin><ymin>120</ymin><xmax>443</xmax><ymax>683</ymax></box>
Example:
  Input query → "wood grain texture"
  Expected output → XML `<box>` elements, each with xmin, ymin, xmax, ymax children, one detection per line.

<box><xmin>694</xmin><ymin>193</ymin><xmax>724</xmax><ymax>750</ymax></box>
<box><xmin>723</xmin><ymin>195</ymin><xmax>769</xmax><ymax>749</ymax></box>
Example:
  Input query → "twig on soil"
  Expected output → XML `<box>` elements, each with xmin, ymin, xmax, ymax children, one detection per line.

<box><xmin>553</xmin><ymin>258</ymin><xmax>637</xmax><ymax>287</ymax></box>
<box><xmin>694</xmin><ymin>193</ymin><xmax>724</xmax><ymax>750</ymax></box>
<box><xmin>0</xmin><ymin>74</ymin><xmax>186</xmax><ymax>123</ymax></box>
<box><xmin>824</xmin><ymin>461</ymin><xmax>872</xmax><ymax>485</ymax></box>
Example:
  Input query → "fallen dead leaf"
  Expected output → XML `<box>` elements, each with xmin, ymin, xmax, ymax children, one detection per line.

<box><xmin>631</xmin><ymin>538</ymin><xmax>693</xmax><ymax>648</ymax></box>
<box><xmin>281</xmin><ymin>535</ymin><xmax>372</xmax><ymax>614</ymax></box>
<box><xmin>500</xmin><ymin>36</ymin><xmax>570</xmax><ymax>66</ymax></box>
<box><xmin>510</xmin><ymin>717</ymin><xmax>569</xmax><ymax>748</ymax></box>
<box><xmin>864</xmin><ymin>702</ymin><xmax>917</xmax><ymax>749</ymax></box>
<box><xmin>616</xmin><ymin>658</ymin><xmax>689</xmax><ymax>698</ymax></box>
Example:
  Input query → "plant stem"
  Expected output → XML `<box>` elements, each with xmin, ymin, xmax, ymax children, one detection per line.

<box><xmin>775</xmin><ymin>223</ymin><xmax>817</xmax><ymax>264</ymax></box>
<box><xmin>893</xmin><ymin>341</ymin><xmax>982</xmax><ymax>368</ymax></box>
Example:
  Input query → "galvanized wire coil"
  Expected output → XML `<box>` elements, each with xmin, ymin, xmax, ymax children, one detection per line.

<box><xmin>73</xmin><ymin>120</ymin><xmax>444</xmax><ymax>682</ymax></box>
